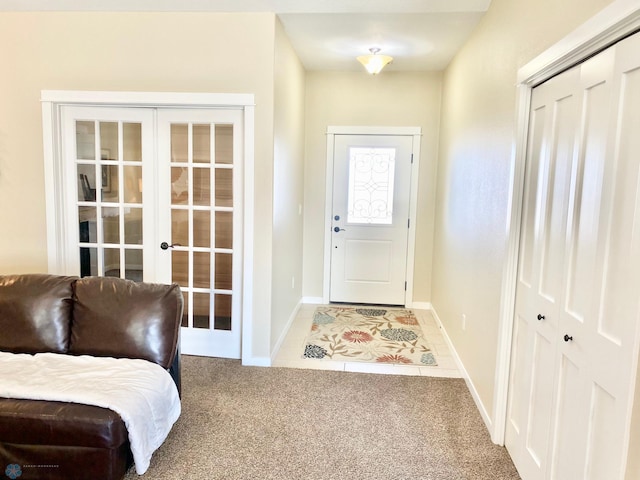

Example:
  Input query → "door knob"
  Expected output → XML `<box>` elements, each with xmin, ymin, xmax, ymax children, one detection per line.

<box><xmin>333</xmin><ymin>227</ymin><xmax>345</xmax><ymax>233</ymax></box>
<box><xmin>537</xmin><ymin>314</ymin><xmax>545</xmax><ymax>321</ymax></box>
<box><xmin>563</xmin><ymin>334</ymin><xmax>573</xmax><ymax>342</ymax></box>
<box><xmin>160</xmin><ymin>242</ymin><xmax>181</xmax><ymax>250</ymax></box>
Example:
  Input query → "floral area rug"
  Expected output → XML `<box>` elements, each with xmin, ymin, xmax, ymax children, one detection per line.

<box><xmin>303</xmin><ymin>306</ymin><xmax>437</xmax><ymax>366</ymax></box>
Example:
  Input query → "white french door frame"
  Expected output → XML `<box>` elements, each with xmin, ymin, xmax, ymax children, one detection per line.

<box><xmin>494</xmin><ymin>0</ymin><xmax>640</xmax><ymax>446</ymax></box>
<box><xmin>41</xmin><ymin>90</ymin><xmax>256</xmax><ymax>364</ymax></box>
<box><xmin>323</xmin><ymin>126</ymin><xmax>422</xmax><ymax>306</ymax></box>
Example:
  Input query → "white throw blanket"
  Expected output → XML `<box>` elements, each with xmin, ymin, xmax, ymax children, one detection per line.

<box><xmin>0</xmin><ymin>351</ymin><xmax>181</xmax><ymax>475</ymax></box>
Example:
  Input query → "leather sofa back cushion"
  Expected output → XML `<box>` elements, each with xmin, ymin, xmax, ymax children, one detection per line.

<box><xmin>0</xmin><ymin>274</ymin><xmax>76</xmax><ymax>353</ymax></box>
<box><xmin>70</xmin><ymin>276</ymin><xmax>182</xmax><ymax>368</ymax></box>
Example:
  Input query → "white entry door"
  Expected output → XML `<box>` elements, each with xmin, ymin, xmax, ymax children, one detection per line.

<box><xmin>58</xmin><ymin>105</ymin><xmax>243</xmax><ymax>359</ymax></box>
<box><xmin>329</xmin><ymin>134</ymin><xmax>414</xmax><ymax>305</ymax></box>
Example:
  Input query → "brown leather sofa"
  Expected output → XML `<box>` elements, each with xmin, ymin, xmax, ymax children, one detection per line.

<box><xmin>0</xmin><ymin>274</ymin><xmax>183</xmax><ymax>480</ymax></box>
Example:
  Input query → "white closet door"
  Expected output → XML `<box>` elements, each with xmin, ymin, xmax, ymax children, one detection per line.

<box><xmin>506</xmin><ymin>31</ymin><xmax>640</xmax><ymax>480</ymax></box>
<box><xmin>505</xmin><ymin>64</ymin><xmax>581</xmax><ymax>480</ymax></box>
<box><xmin>550</xmin><ymin>31</ymin><xmax>640</xmax><ymax>480</ymax></box>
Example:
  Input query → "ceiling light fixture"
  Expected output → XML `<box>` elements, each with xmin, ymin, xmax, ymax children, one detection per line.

<box><xmin>357</xmin><ymin>47</ymin><xmax>393</xmax><ymax>75</ymax></box>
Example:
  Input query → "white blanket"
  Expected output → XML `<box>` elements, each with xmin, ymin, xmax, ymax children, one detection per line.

<box><xmin>0</xmin><ymin>351</ymin><xmax>181</xmax><ymax>475</ymax></box>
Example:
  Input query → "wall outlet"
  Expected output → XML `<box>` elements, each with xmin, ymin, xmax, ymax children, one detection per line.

<box><xmin>462</xmin><ymin>313</ymin><xmax>467</xmax><ymax>331</ymax></box>
<box><xmin>292</xmin><ymin>276</ymin><xmax>295</xmax><ymax>289</ymax></box>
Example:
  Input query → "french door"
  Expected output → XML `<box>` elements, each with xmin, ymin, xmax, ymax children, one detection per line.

<box><xmin>59</xmin><ymin>106</ymin><xmax>243</xmax><ymax>358</ymax></box>
<box><xmin>157</xmin><ymin>109</ymin><xmax>243</xmax><ymax>358</ymax></box>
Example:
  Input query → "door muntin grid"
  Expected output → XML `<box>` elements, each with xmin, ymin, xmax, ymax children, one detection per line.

<box><xmin>169</xmin><ymin>123</ymin><xmax>234</xmax><ymax>331</ymax></box>
<box><xmin>75</xmin><ymin>119</ymin><xmax>144</xmax><ymax>281</ymax></box>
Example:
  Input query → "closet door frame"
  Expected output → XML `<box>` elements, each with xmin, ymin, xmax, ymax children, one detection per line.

<box><xmin>495</xmin><ymin>3</ymin><xmax>640</xmax><ymax>445</ymax></box>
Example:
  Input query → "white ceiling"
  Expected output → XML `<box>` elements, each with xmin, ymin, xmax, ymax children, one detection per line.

<box><xmin>0</xmin><ymin>0</ymin><xmax>491</xmax><ymax>72</ymax></box>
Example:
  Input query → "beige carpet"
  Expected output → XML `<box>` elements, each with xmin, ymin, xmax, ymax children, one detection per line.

<box><xmin>124</xmin><ymin>356</ymin><xmax>520</xmax><ymax>480</ymax></box>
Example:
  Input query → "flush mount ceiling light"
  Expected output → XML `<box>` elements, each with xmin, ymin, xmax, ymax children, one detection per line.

<box><xmin>357</xmin><ymin>47</ymin><xmax>393</xmax><ymax>75</ymax></box>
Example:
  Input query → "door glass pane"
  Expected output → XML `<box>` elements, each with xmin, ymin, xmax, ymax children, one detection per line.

<box><xmin>193</xmin><ymin>124</ymin><xmax>211</xmax><ymax>164</ymax></box>
<box><xmin>215</xmin><ymin>125</ymin><xmax>233</xmax><ymax>165</ymax></box>
<box><xmin>214</xmin><ymin>294</ymin><xmax>232</xmax><ymax>330</ymax></box>
<box><xmin>76</xmin><ymin>121</ymin><xmax>95</xmax><ymax>160</ymax></box>
<box><xmin>79</xmin><ymin>247</ymin><xmax>97</xmax><ymax>277</ymax></box>
<box><xmin>193</xmin><ymin>292</ymin><xmax>210</xmax><ymax>329</ymax></box>
<box><xmin>213</xmin><ymin>295</ymin><xmax>231</xmax><ymax>330</ymax></box>
<box><xmin>123</xmin><ymin>123</ymin><xmax>142</xmax><ymax>162</ymax></box>
<box><xmin>104</xmin><ymin>248</ymin><xmax>120</xmax><ymax>277</ymax></box>
<box><xmin>181</xmin><ymin>293</ymin><xmax>190</xmax><ymax>327</ymax></box>
<box><xmin>171</xmin><ymin>124</ymin><xmax>188</xmax><ymax>163</ymax></box>
<box><xmin>215</xmin><ymin>253</ymin><xmax>232</xmax><ymax>290</ymax></box>
<box><xmin>101</xmin><ymin>165</ymin><xmax>119</xmax><ymax>202</ymax></box>
<box><xmin>125</xmin><ymin>249</ymin><xmax>143</xmax><ymax>282</ymax></box>
<box><xmin>100</xmin><ymin>122</ymin><xmax>119</xmax><ymax>161</ymax></box>
<box><xmin>124</xmin><ymin>208</ymin><xmax>143</xmax><ymax>244</ymax></box>
<box><xmin>171</xmin><ymin>167</ymin><xmax>189</xmax><ymax>205</ymax></box>
<box><xmin>172</xmin><ymin>250</ymin><xmax>188</xmax><ymax>287</ymax></box>
<box><xmin>171</xmin><ymin>209</ymin><xmax>189</xmax><ymax>246</ymax></box>
<box><xmin>124</xmin><ymin>166</ymin><xmax>142</xmax><ymax>203</ymax></box>
<box><xmin>215</xmin><ymin>211</ymin><xmax>232</xmax><ymax>249</ymax></box>
<box><xmin>215</xmin><ymin>169</ymin><xmax>233</xmax><ymax>207</ymax></box>
<box><xmin>193</xmin><ymin>251</ymin><xmax>210</xmax><ymax>288</ymax></box>
<box><xmin>102</xmin><ymin>207</ymin><xmax>120</xmax><ymax>244</ymax></box>
<box><xmin>193</xmin><ymin>168</ymin><xmax>211</xmax><ymax>206</ymax></box>
<box><xmin>78</xmin><ymin>207</ymin><xmax>97</xmax><ymax>242</ymax></box>
<box><xmin>193</xmin><ymin>210</ymin><xmax>210</xmax><ymax>248</ymax></box>
<box><xmin>77</xmin><ymin>164</ymin><xmax>97</xmax><ymax>202</ymax></box>
<box><xmin>347</xmin><ymin>147</ymin><xmax>396</xmax><ymax>225</ymax></box>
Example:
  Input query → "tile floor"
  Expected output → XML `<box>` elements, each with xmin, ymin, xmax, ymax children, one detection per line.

<box><xmin>272</xmin><ymin>303</ymin><xmax>462</xmax><ymax>378</ymax></box>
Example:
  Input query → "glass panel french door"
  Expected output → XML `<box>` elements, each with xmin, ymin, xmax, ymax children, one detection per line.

<box><xmin>63</xmin><ymin>107</ymin><xmax>156</xmax><ymax>281</ymax></box>
<box><xmin>157</xmin><ymin>109</ymin><xmax>243</xmax><ymax>359</ymax></box>
<box><xmin>61</xmin><ymin>106</ymin><xmax>242</xmax><ymax>359</ymax></box>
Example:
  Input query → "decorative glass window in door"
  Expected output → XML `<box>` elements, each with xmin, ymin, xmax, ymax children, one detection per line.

<box><xmin>76</xmin><ymin>120</ymin><xmax>144</xmax><ymax>280</ymax></box>
<box><xmin>347</xmin><ymin>147</ymin><xmax>396</xmax><ymax>224</ymax></box>
<box><xmin>169</xmin><ymin>123</ymin><xmax>234</xmax><ymax>331</ymax></box>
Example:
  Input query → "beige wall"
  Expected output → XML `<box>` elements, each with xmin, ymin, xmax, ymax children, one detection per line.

<box><xmin>271</xmin><ymin>19</ymin><xmax>306</xmax><ymax>351</ymax></box>
<box><xmin>433</xmin><ymin>0</ymin><xmax>614</xmax><ymax>426</ymax></box>
<box><xmin>0</xmin><ymin>12</ymin><xmax>277</xmax><ymax>360</ymax></box>
<box><xmin>302</xmin><ymin>71</ymin><xmax>442</xmax><ymax>303</ymax></box>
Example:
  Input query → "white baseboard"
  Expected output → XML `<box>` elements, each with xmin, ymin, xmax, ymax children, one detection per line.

<box><xmin>408</xmin><ymin>301</ymin><xmax>432</xmax><ymax>310</ymax></box>
<box><xmin>430</xmin><ymin>306</ymin><xmax>494</xmax><ymax>438</ymax></box>
<box><xmin>302</xmin><ymin>296</ymin><xmax>324</xmax><ymax>304</ymax></box>
<box><xmin>270</xmin><ymin>299</ymin><xmax>302</xmax><ymax>363</ymax></box>
<box><xmin>241</xmin><ymin>356</ymin><xmax>271</xmax><ymax>367</ymax></box>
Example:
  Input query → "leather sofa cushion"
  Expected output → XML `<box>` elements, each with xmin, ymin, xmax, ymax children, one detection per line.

<box><xmin>0</xmin><ymin>398</ymin><xmax>128</xmax><ymax>448</ymax></box>
<box><xmin>70</xmin><ymin>276</ymin><xmax>182</xmax><ymax>368</ymax></box>
<box><xmin>0</xmin><ymin>274</ymin><xmax>76</xmax><ymax>354</ymax></box>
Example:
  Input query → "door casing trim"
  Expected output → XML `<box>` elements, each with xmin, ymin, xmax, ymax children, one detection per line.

<box><xmin>323</xmin><ymin>126</ymin><xmax>422</xmax><ymax>306</ymax></box>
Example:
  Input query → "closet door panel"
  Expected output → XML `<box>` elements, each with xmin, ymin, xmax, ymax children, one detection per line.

<box><xmin>583</xmin><ymin>36</ymin><xmax>640</xmax><ymax>480</ymax></box>
<box><xmin>506</xmin><ymin>66</ymin><xmax>581</xmax><ymax>480</ymax></box>
<box><xmin>564</xmin><ymin>53</ymin><xmax>614</xmax><ymax>325</ymax></box>
<box><xmin>549</xmin><ymin>355</ymin><xmax>589</xmax><ymax>479</ymax></box>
